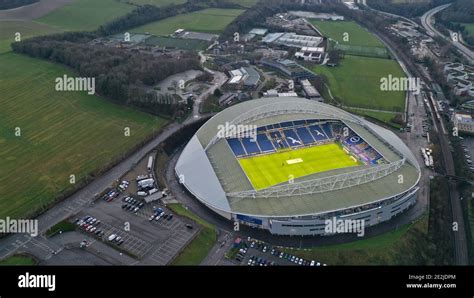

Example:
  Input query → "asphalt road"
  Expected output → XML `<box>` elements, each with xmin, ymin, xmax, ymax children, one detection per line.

<box><xmin>421</xmin><ymin>4</ymin><xmax>474</xmax><ymax>61</ymax></box>
<box><xmin>193</xmin><ymin>52</ymin><xmax>227</xmax><ymax>119</ymax></box>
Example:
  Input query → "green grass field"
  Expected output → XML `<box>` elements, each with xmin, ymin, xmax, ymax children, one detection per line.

<box><xmin>0</xmin><ymin>254</ymin><xmax>37</xmax><ymax>266</ymax></box>
<box><xmin>168</xmin><ymin>203</ymin><xmax>217</xmax><ymax>265</ymax></box>
<box><xmin>344</xmin><ymin>108</ymin><xmax>403</xmax><ymax>129</ymax></box>
<box><xmin>121</xmin><ymin>0</ymin><xmax>186</xmax><ymax>6</ymax></box>
<box><xmin>461</xmin><ymin>23</ymin><xmax>474</xmax><ymax>36</ymax></box>
<box><xmin>228</xmin><ymin>0</ymin><xmax>257</xmax><ymax>8</ymax></box>
<box><xmin>283</xmin><ymin>216</ymin><xmax>430</xmax><ymax>265</ymax></box>
<box><xmin>131</xmin><ymin>8</ymin><xmax>245</xmax><ymax>35</ymax></box>
<box><xmin>37</xmin><ymin>0</ymin><xmax>134</xmax><ymax>31</ymax></box>
<box><xmin>239</xmin><ymin>143</ymin><xmax>359</xmax><ymax>190</ymax></box>
<box><xmin>310</xmin><ymin>20</ymin><xmax>385</xmax><ymax>48</ymax></box>
<box><xmin>311</xmin><ymin>56</ymin><xmax>406</xmax><ymax>113</ymax></box>
<box><xmin>0</xmin><ymin>20</ymin><xmax>62</xmax><ymax>54</ymax></box>
<box><xmin>0</xmin><ymin>53</ymin><xmax>167</xmax><ymax>220</ymax></box>
<box><xmin>145</xmin><ymin>35</ymin><xmax>208</xmax><ymax>50</ymax></box>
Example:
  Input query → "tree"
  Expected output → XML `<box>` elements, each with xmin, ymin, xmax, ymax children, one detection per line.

<box><xmin>312</xmin><ymin>75</ymin><xmax>328</xmax><ymax>94</ymax></box>
<box><xmin>328</xmin><ymin>49</ymin><xmax>343</xmax><ymax>66</ymax></box>
<box><xmin>213</xmin><ymin>88</ymin><xmax>223</xmax><ymax>97</ymax></box>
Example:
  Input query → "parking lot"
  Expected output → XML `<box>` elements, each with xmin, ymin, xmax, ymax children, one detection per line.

<box><xmin>72</xmin><ymin>193</ymin><xmax>199</xmax><ymax>264</ymax></box>
<box><xmin>460</xmin><ymin>137</ymin><xmax>474</xmax><ymax>172</ymax></box>
<box><xmin>228</xmin><ymin>237</ymin><xmax>326</xmax><ymax>267</ymax></box>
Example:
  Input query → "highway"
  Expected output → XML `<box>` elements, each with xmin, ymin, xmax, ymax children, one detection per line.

<box><xmin>421</xmin><ymin>4</ymin><xmax>474</xmax><ymax>61</ymax></box>
<box><xmin>361</xmin><ymin>0</ymin><xmax>419</xmax><ymax>28</ymax></box>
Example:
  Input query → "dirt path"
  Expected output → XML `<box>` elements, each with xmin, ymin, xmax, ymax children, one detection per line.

<box><xmin>0</xmin><ymin>0</ymin><xmax>74</xmax><ymax>21</ymax></box>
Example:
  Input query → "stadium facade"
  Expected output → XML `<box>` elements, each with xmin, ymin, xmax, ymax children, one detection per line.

<box><xmin>175</xmin><ymin>97</ymin><xmax>421</xmax><ymax>236</ymax></box>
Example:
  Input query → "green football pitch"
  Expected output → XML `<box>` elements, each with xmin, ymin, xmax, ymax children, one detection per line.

<box><xmin>238</xmin><ymin>143</ymin><xmax>360</xmax><ymax>190</ymax></box>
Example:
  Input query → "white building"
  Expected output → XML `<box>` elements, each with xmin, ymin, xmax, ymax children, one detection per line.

<box><xmin>262</xmin><ymin>32</ymin><xmax>323</xmax><ymax>48</ymax></box>
<box><xmin>295</xmin><ymin>46</ymin><xmax>325</xmax><ymax>63</ymax></box>
<box><xmin>452</xmin><ymin>113</ymin><xmax>474</xmax><ymax>134</ymax></box>
<box><xmin>301</xmin><ymin>79</ymin><xmax>322</xmax><ymax>100</ymax></box>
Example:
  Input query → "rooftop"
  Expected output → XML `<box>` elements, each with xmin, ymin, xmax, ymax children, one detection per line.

<box><xmin>177</xmin><ymin>97</ymin><xmax>421</xmax><ymax>217</ymax></box>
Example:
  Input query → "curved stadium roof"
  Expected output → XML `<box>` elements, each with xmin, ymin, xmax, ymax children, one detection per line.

<box><xmin>176</xmin><ymin>97</ymin><xmax>421</xmax><ymax>218</ymax></box>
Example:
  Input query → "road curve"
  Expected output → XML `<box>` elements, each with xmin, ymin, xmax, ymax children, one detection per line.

<box><xmin>421</xmin><ymin>4</ymin><xmax>474</xmax><ymax>61</ymax></box>
<box><xmin>362</xmin><ymin>0</ymin><xmax>419</xmax><ymax>28</ymax></box>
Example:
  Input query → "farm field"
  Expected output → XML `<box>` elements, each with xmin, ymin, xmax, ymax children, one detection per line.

<box><xmin>311</xmin><ymin>55</ymin><xmax>406</xmax><ymax>113</ymax></box>
<box><xmin>131</xmin><ymin>8</ymin><xmax>245</xmax><ymax>35</ymax></box>
<box><xmin>310</xmin><ymin>20</ymin><xmax>385</xmax><ymax>48</ymax></box>
<box><xmin>0</xmin><ymin>20</ymin><xmax>62</xmax><ymax>53</ymax></box>
<box><xmin>145</xmin><ymin>35</ymin><xmax>208</xmax><ymax>50</ymax></box>
<box><xmin>0</xmin><ymin>53</ymin><xmax>167</xmax><ymax>220</ymax></box>
<box><xmin>239</xmin><ymin>143</ymin><xmax>360</xmax><ymax>190</ymax></box>
<box><xmin>37</xmin><ymin>0</ymin><xmax>134</xmax><ymax>31</ymax></box>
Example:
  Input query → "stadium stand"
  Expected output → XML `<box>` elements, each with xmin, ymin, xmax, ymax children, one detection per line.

<box><xmin>225</xmin><ymin>119</ymin><xmax>387</xmax><ymax>166</ymax></box>
<box><xmin>256</xmin><ymin>134</ymin><xmax>275</xmax><ymax>152</ymax></box>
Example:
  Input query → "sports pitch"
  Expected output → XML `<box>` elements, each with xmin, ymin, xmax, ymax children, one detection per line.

<box><xmin>238</xmin><ymin>143</ymin><xmax>360</xmax><ymax>190</ymax></box>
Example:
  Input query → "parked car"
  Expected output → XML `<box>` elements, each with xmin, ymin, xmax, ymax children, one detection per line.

<box><xmin>108</xmin><ymin>234</ymin><xmax>117</xmax><ymax>241</ymax></box>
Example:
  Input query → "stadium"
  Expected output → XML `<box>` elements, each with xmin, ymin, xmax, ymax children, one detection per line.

<box><xmin>175</xmin><ymin>97</ymin><xmax>421</xmax><ymax>236</ymax></box>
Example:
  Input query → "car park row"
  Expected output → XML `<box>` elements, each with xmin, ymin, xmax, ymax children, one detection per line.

<box><xmin>461</xmin><ymin>143</ymin><xmax>474</xmax><ymax>172</ymax></box>
<box><xmin>74</xmin><ymin>215</ymin><xmax>125</xmax><ymax>246</ymax></box>
<box><xmin>148</xmin><ymin>206</ymin><xmax>174</xmax><ymax>222</ymax></box>
<box><xmin>102</xmin><ymin>180</ymin><xmax>130</xmax><ymax>203</ymax></box>
<box><xmin>233</xmin><ymin>237</ymin><xmax>327</xmax><ymax>266</ymax></box>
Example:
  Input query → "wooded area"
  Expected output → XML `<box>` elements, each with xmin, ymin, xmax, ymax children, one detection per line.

<box><xmin>12</xmin><ymin>33</ymin><xmax>200</xmax><ymax>118</ymax></box>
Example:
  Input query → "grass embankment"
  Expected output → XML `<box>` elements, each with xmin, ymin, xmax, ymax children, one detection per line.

<box><xmin>0</xmin><ymin>254</ymin><xmax>38</xmax><ymax>266</ymax></box>
<box><xmin>168</xmin><ymin>203</ymin><xmax>216</xmax><ymax>265</ymax></box>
